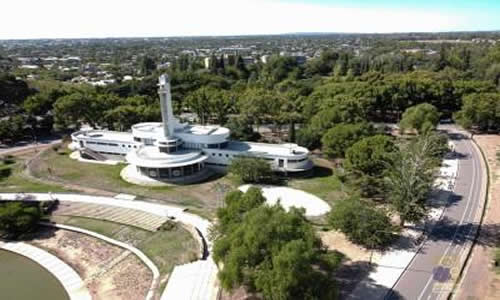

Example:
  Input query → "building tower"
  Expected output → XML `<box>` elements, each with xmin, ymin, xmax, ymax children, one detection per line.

<box><xmin>158</xmin><ymin>74</ymin><xmax>175</xmax><ymax>138</ymax></box>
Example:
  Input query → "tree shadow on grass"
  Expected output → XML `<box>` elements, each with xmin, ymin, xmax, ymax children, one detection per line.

<box><xmin>0</xmin><ymin>167</ymin><xmax>12</xmax><ymax>180</ymax></box>
<box><xmin>283</xmin><ymin>165</ymin><xmax>334</xmax><ymax>181</ymax></box>
<box><xmin>18</xmin><ymin>226</ymin><xmax>58</xmax><ymax>242</ymax></box>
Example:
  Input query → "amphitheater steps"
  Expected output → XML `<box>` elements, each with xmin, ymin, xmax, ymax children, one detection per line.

<box><xmin>53</xmin><ymin>202</ymin><xmax>167</xmax><ymax>232</ymax></box>
<box><xmin>161</xmin><ymin>259</ymin><xmax>218</xmax><ymax>300</ymax></box>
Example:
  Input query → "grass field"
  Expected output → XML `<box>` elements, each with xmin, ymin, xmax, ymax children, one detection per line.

<box><xmin>287</xmin><ymin>158</ymin><xmax>348</xmax><ymax>207</ymax></box>
<box><xmin>30</xmin><ymin>147</ymin><xmax>227</xmax><ymax>215</ymax></box>
<box><xmin>30</xmin><ymin>147</ymin><xmax>345</xmax><ymax>218</ymax></box>
<box><xmin>0</xmin><ymin>155</ymin><xmax>70</xmax><ymax>193</ymax></box>
<box><xmin>51</xmin><ymin>215</ymin><xmax>199</xmax><ymax>291</ymax></box>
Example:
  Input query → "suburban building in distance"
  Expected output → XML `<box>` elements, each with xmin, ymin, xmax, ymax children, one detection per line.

<box><xmin>70</xmin><ymin>74</ymin><xmax>312</xmax><ymax>185</ymax></box>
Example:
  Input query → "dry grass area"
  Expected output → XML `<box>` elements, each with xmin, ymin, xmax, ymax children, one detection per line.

<box><xmin>29</xmin><ymin>227</ymin><xmax>151</xmax><ymax>300</ymax></box>
<box><xmin>29</xmin><ymin>145</ymin><xmax>237</xmax><ymax>219</ymax></box>
<box><xmin>457</xmin><ymin>135</ymin><xmax>500</xmax><ymax>300</ymax></box>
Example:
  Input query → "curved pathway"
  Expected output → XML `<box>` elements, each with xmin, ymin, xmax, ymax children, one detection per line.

<box><xmin>40</xmin><ymin>222</ymin><xmax>160</xmax><ymax>300</ymax></box>
<box><xmin>0</xmin><ymin>240</ymin><xmax>91</xmax><ymax>300</ymax></box>
<box><xmin>239</xmin><ymin>184</ymin><xmax>331</xmax><ymax>217</ymax></box>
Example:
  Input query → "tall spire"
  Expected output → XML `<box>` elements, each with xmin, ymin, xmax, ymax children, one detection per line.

<box><xmin>158</xmin><ymin>74</ymin><xmax>174</xmax><ymax>138</ymax></box>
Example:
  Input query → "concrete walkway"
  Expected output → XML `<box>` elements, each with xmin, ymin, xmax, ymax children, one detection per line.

<box><xmin>349</xmin><ymin>143</ymin><xmax>459</xmax><ymax>299</ymax></box>
<box><xmin>0</xmin><ymin>240</ymin><xmax>91</xmax><ymax>300</ymax></box>
<box><xmin>41</xmin><ymin>222</ymin><xmax>160</xmax><ymax>300</ymax></box>
<box><xmin>239</xmin><ymin>184</ymin><xmax>331</xmax><ymax>217</ymax></box>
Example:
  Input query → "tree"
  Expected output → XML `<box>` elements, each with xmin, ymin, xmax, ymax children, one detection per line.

<box><xmin>329</xmin><ymin>197</ymin><xmax>396</xmax><ymax>248</ymax></box>
<box><xmin>53</xmin><ymin>91</ymin><xmax>121</xmax><ymax>129</ymax></box>
<box><xmin>0</xmin><ymin>115</ymin><xmax>27</xmax><ymax>144</ymax></box>
<box><xmin>209</xmin><ymin>90</ymin><xmax>233</xmax><ymax>125</ymax></box>
<box><xmin>226</xmin><ymin>116</ymin><xmax>260</xmax><ymax>141</ymax></box>
<box><xmin>185</xmin><ymin>87</ymin><xmax>213</xmax><ymax>125</ymax></box>
<box><xmin>0</xmin><ymin>202</ymin><xmax>41</xmax><ymax>239</ymax></box>
<box><xmin>344</xmin><ymin>135</ymin><xmax>396</xmax><ymax>196</ymax></box>
<box><xmin>208</xmin><ymin>54</ymin><xmax>218</xmax><ymax>73</ymax></box>
<box><xmin>485</xmin><ymin>63</ymin><xmax>500</xmax><ymax>87</ymax></box>
<box><xmin>296</xmin><ymin>127</ymin><xmax>321</xmax><ymax>150</ymax></box>
<box><xmin>455</xmin><ymin>92</ymin><xmax>500</xmax><ymax>131</ymax></box>
<box><xmin>140</xmin><ymin>56</ymin><xmax>156</xmax><ymax>75</ymax></box>
<box><xmin>0</xmin><ymin>74</ymin><xmax>33</xmax><ymax>113</ymax></box>
<box><xmin>239</xmin><ymin>88</ymin><xmax>280</xmax><ymax>128</ymax></box>
<box><xmin>228</xmin><ymin>157</ymin><xmax>273</xmax><ymax>184</ymax></box>
<box><xmin>234</xmin><ymin>55</ymin><xmax>248</xmax><ymax>78</ymax></box>
<box><xmin>213</xmin><ymin>203</ymin><xmax>337</xmax><ymax>300</ymax></box>
<box><xmin>304</xmin><ymin>50</ymin><xmax>339</xmax><ymax>77</ymax></box>
<box><xmin>321</xmin><ymin>122</ymin><xmax>374</xmax><ymax>158</ymax></box>
<box><xmin>214</xmin><ymin>187</ymin><xmax>266</xmax><ymax>236</ymax></box>
<box><xmin>400</xmin><ymin>103</ymin><xmax>440</xmax><ymax>134</ymax></box>
<box><xmin>385</xmin><ymin>132</ymin><xmax>446</xmax><ymax>226</ymax></box>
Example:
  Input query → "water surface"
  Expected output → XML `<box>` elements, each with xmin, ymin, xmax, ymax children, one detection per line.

<box><xmin>0</xmin><ymin>249</ymin><xmax>69</xmax><ymax>300</ymax></box>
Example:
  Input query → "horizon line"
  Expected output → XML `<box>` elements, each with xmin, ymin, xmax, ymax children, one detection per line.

<box><xmin>2</xmin><ymin>30</ymin><xmax>500</xmax><ymax>41</ymax></box>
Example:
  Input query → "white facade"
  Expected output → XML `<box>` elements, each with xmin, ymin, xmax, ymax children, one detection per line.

<box><xmin>71</xmin><ymin>74</ymin><xmax>312</xmax><ymax>184</ymax></box>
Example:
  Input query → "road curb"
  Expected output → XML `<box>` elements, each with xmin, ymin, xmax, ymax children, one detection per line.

<box><xmin>447</xmin><ymin>136</ymin><xmax>490</xmax><ymax>300</ymax></box>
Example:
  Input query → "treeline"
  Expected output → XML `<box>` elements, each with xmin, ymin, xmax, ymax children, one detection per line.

<box><xmin>1</xmin><ymin>42</ymin><xmax>500</xmax><ymax>144</ymax></box>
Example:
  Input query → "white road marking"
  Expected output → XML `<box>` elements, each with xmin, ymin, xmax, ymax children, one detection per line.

<box><xmin>418</xmin><ymin>140</ymin><xmax>478</xmax><ymax>300</ymax></box>
<box><xmin>418</xmin><ymin>139</ymin><xmax>476</xmax><ymax>300</ymax></box>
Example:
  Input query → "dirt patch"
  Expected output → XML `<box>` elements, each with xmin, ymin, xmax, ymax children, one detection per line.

<box><xmin>88</xmin><ymin>255</ymin><xmax>151</xmax><ymax>300</ymax></box>
<box><xmin>320</xmin><ymin>230</ymin><xmax>371</xmax><ymax>263</ymax></box>
<box><xmin>30</xmin><ymin>227</ymin><xmax>151</xmax><ymax>299</ymax></box>
<box><xmin>456</xmin><ymin>135</ymin><xmax>500</xmax><ymax>300</ymax></box>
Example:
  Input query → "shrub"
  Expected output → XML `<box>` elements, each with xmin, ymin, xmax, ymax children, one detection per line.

<box><xmin>159</xmin><ymin>220</ymin><xmax>177</xmax><ymax>231</ymax></box>
<box><xmin>296</xmin><ymin>126</ymin><xmax>321</xmax><ymax>149</ymax></box>
<box><xmin>400</xmin><ymin>103</ymin><xmax>440</xmax><ymax>134</ymax></box>
<box><xmin>228</xmin><ymin>157</ymin><xmax>273</xmax><ymax>184</ymax></box>
<box><xmin>0</xmin><ymin>202</ymin><xmax>41</xmax><ymax>239</ymax></box>
<box><xmin>321</xmin><ymin>122</ymin><xmax>375</xmax><ymax>158</ymax></box>
<box><xmin>329</xmin><ymin>197</ymin><xmax>396</xmax><ymax>248</ymax></box>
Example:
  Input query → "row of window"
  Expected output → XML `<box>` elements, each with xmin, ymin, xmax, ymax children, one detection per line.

<box><xmin>97</xmin><ymin>151</ymin><xmax>126</xmax><ymax>156</ymax></box>
<box><xmin>184</xmin><ymin>141</ymin><xmax>229</xmax><ymax>150</ymax></box>
<box><xmin>288</xmin><ymin>157</ymin><xmax>308</xmax><ymax>163</ymax></box>
<box><xmin>205</xmin><ymin>162</ymin><xmax>228</xmax><ymax>167</ymax></box>
<box><xmin>86</xmin><ymin>141</ymin><xmax>119</xmax><ymax>147</ymax></box>
<box><xmin>85</xmin><ymin>140</ymin><xmax>137</xmax><ymax>149</ymax></box>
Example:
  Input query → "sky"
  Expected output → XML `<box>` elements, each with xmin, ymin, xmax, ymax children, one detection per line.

<box><xmin>1</xmin><ymin>0</ymin><xmax>499</xmax><ymax>39</ymax></box>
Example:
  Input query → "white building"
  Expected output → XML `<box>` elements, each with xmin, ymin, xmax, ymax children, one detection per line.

<box><xmin>71</xmin><ymin>74</ymin><xmax>312</xmax><ymax>184</ymax></box>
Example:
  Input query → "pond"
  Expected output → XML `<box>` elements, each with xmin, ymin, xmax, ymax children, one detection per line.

<box><xmin>0</xmin><ymin>249</ymin><xmax>69</xmax><ymax>300</ymax></box>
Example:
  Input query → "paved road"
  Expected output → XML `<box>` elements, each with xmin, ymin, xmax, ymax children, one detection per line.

<box><xmin>387</xmin><ymin>129</ymin><xmax>486</xmax><ymax>300</ymax></box>
<box><xmin>0</xmin><ymin>137</ymin><xmax>61</xmax><ymax>155</ymax></box>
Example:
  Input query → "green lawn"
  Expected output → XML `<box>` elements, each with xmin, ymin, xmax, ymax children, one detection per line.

<box><xmin>287</xmin><ymin>158</ymin><xmax>349</xmax><ymax>207</ymax></box>
<box><xmin>31</xmin><ymin>147</ymin><xmax>210</xmax><ymax>210</ymax></box>
<box><xmin>51</xmin><ymin>215</ymin><xmax>199</xmax><ymax>291</ymax></box>
<box><xmin>0</xmin><ymin>156</ymin><xmax>71</xmax><ymax>193</ymax></box>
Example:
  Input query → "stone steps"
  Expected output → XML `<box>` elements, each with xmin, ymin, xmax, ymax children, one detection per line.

<box><xmin>54</xmin><ymin>202</ymin><xmax>167</xmax><ymax>232</ymax></box>
<box><xmin>161</xmin><ymin>259</ymin><xmax>218</xmax><ymax>300</ymax></box>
